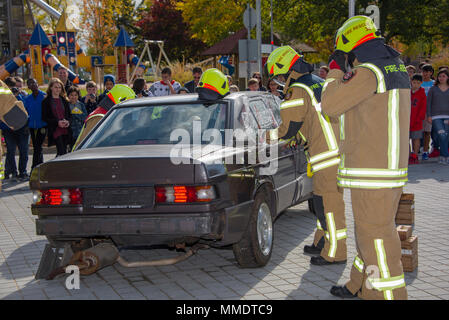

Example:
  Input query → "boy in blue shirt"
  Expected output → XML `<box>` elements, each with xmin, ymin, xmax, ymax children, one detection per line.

<box><xmin>24</xmin><ymin>78</ymin><xmax>47</xmax><ymax>169</ymax></box>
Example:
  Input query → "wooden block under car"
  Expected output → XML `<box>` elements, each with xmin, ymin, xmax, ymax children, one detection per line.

<box><xmin>395</xmin><ymin>193</ymin><xmax>415</xmax><ymax>225</ymax></box>
<box><xmin>401</xmin><ymin>235</ymin><xmax>418</xmax><ymax>272</ymax></box>
<box><xmin>397</xmin><ymin>225</ymin><xmax>413</xmax><ymax>241</ymax></box>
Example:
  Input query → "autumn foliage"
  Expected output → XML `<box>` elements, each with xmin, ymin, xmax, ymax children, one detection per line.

<box><xmin>80</xmin><ymin>0</ymin><xmax>118</xmax><ymax>56</ymax></box>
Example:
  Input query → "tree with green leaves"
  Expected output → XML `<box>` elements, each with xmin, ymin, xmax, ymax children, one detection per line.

<box><xmin>270</xmin><ymin>0</ymin><xmax>449</xmax><ymax>61</ymax></box>
<box><xmin>177</xmin><ymin>0</ymin><xmax>247</xmax><ymax>47</ymax></box>
<box><xmin>136</xmin><ymin>0</ymin><xmax>206</xmax><ymax>60</ymax></box>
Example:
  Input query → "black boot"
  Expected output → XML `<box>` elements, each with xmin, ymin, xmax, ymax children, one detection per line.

<box><xmin>330</xmin><ymin>285</ymin><xmax>357</xmax><ymax>299</ymax></box>
<box><xmin>304</xmin><ymin>236</ymin><xmax>324</xmax><ymax>255</ymax></box>
<box><xmin>303</xmin><ymin>244</ymin><xmax>322</xmax><ymax>255</ymax></box>
<box><xmin>310</xmin><ymin>256</ymin><xmax>346</xmax><ymax>265</ymax></box>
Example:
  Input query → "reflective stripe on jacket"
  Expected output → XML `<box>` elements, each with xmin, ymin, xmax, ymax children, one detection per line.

<box><xmin>278</xmin><ymin>72</ymin><xmax>340</xmax><ymax>174</ymax></box>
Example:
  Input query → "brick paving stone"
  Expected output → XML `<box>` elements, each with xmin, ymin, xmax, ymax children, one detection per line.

<box><xmin>1</xmin><ymin>154</ymin><xmax>449</xmax><ymax>300</ymax></box>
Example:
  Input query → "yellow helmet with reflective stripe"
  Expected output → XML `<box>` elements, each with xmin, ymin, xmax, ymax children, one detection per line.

<box><xmin>335</xmin><ymin>15</ymin><xmax>381</xmax><ymax>53</ymax></box>
<box><xmin>197</xmin><ymin>68</ymin><xmax>229</xmax><ymax>100</ymax></box>
<box><xmin>98</xmin><ymin>84</ymin><xmax>136</xmax><ymax>111</ymax></box>
<box><xmin>107</xmin><ymin>84</ymin><xmax>136</xmax><ymax>104</ymax></box>
<box><xmin>266</xmin><ymin>46</ymin><xmax>302</xmax><ymax>78</ymax></box>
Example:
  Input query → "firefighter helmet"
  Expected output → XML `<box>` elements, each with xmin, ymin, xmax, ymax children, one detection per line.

<box><xmin>266</xmin><ymin>46</ymin><xmax>302</xmax><ymax>78</ymax></box>
<box><xmin>335</xmin><ymin>15</ymin><xmax>381</xmax><ymax>53</ymax></box>
<box><xmin>99</xmin><ymin>84</ymin><xmax>136</xmax><ymax>110</ymax></box>
<box><xmin>197</xmin><ymin>68</ymin><xmax>229</xmax><ymax>100</ymax></box>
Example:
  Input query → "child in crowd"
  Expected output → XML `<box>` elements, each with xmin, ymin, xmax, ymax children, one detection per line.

<box><xmin>98</xmin><ymin>74</ymin><xmax>115</xmax><ymax>103</ymax></box>
<box><xmin>67</xmin><ymin>86</ymin><xmax>88</xmax><ymax>150</ymax></box>
<box><xmin>426</xmin><ymin>69</ymin><xmax>449</xmax><ymax>165</ymax></box>
<box><xmin>409</xmin><ymin>74</ymin><xmax>427</xmax><ymax>164</ymax></box>
<box><xmin>82</xmin><ymin>81</ymin><xmax>98</xmax><ymax>114</ymax></box>
<box><xmin>229</xmin><ymin>85</ymin><xmax>239</xmax><ymax>93</ymax></box>
<box><xmin>421</xmin><ymin>64</ymin><xmax>435</xmax><ymax>160</ymax></box>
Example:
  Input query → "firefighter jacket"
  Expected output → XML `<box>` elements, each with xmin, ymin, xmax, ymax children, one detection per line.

<box><xmin>72</xmin><ymin>106</ymin><xmax>107</xmax><ymax>151</ymax></box>
<box><xmin>278</xmin><ymin>71</ymin><xmax>340</xmax><ymax>178</ymax></box>
<box><xmin>0</xmin><ymin>80</ymin><xmax>28</xmax><ymax>188</ymax></box>
<box><xmin>321</xmin><ymin>57</ymin><xmax>411</xmax><ymax>189</ymax></box>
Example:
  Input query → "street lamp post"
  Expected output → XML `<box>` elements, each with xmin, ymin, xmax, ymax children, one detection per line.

<box><xmin>349</xmin><ymin>0</ymin><xmax>355</xmax><ymax>18</ymax></box>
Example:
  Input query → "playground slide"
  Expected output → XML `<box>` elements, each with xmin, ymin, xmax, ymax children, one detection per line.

<box><xmin>0</xmin><ymin>52</ymin><xmax>84</xmax><ymax>84</ymax></box>
<box><xmin>0</xmin><ymin>52</ymin><xmax>29</xmax><ymax>80</ymax></box>
<box><xmin>44</xmin><ymin>53</ymin><xmax>83</xmax><ymax>84</ymax></box>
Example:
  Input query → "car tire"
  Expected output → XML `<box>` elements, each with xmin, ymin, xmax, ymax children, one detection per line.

<box><xmin>232</xmin><ymin>189</ymin><xmax>274</xmax><ymax>268</ymax></box>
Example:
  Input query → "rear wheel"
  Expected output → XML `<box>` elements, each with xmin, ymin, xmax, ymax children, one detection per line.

<box><xmin>233</xmin><ymin>189</ymin><xmax>274</xmax><ymax>268</ymax></box>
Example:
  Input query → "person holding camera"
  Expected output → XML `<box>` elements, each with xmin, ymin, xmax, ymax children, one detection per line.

<box><xmin>42</xmin><ymin>78</ymin><xmax>72</xmax><ymax>156</ymax></box>
<box><xmin>81</xmin><ymin>81</ymin><xmax>98</xmax><ymax>114</ymax></box>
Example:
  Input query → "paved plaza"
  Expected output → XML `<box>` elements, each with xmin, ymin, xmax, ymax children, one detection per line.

<box><xmin>0</xmin><ymin>152</ymin><xmax>448</xmax><ymax>300</ymax></box>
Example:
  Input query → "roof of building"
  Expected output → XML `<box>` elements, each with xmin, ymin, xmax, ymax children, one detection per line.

<box><xmin>201</xmin><ymin>28</ymin><xmax>317</xmax><ymax>56</ymax></box>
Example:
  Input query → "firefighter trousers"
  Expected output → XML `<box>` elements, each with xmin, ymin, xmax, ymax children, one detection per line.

<box><xmin>345</xmin><ymin>188</ymin><xmax>407</xmax><ymax>300</ymax></box>
<box><xmin>311</xmin><ymin>167</ymin><xmax>347</xmax><ymax>262</ymax></box>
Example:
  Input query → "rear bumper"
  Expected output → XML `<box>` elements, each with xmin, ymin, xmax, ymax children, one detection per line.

<box><xmin>35</xmin><ymin>201</ymin><xmax>253</xmax><ymax>246</ymax></box>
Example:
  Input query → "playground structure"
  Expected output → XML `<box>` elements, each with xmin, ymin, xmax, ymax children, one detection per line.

<box><xmin>0</xmin><ymin>0</ymin><xmax>172</xmax><ymax>86</ymax></box>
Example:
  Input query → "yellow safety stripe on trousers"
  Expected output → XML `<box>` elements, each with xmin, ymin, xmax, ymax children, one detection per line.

<box><xmin>317</xmin><ymin>220</ymin><xmax>323</xmax><ymax>231</ymax></box>
<box><xmin>311</xmin><ymin>157</ymin><xmax>340</xmax><ymax>173</ymax></box>
<box><xmin>325</xmin><ymin>212</ymin><xmax>347</xmax><ymax>258</ymax></box>
<box><xmin>0</xmin><ymin>87</ymin><xmax>12</xmax><ymax>94</ymax></box>
<box><xmin>388</xmin><ymin>89</ymin><xmax>400</xmax><ymax>170</ymax></box>
<box><xmin>290</xmin><ymin>83</ymin><xmax>339</xmax><ymax>153</ymax></box>
<box><xmin>367</xmin><ymin>274</ymin><xmax>406</xmax><ymax>292</ymax></box>
<box><xmin>325</xmin><ymin>228</ymin><xmax>347</xmax><ymax>241</ymax></box>
<box><xmin>353</xmin><ymin>256</ymin><xmax>364</xmax><ymax>273</ymax></box>
<box><xmin>374</xmin><ymin>239</ymin><xmax>394</xmax><ymax>300</ymax></box>
<box><xmin>357</xmin><ymin>63</ymin><xmax>387</xmax><ymax>93</ymax></box>
<box><xmin>338</xmin><ymin>167</ymin><xmax>408</xmax><ymax>178</ymax></box>
<box><xmin>280</xmin><ymin>98</ymin><xmax>304</xmax><ymax>110</ymax></box>
<box><xmin>0</xmin><ymin>160</ymin><xmax>4</xmax><ymax>180</ymax></box>
<box><xmin>337</xmin><ymin>178</ymin><xmax>407</xmax><ymax>189</ymax></box>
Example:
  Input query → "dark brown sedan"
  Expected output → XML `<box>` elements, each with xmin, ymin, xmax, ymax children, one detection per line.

<box><xmin>30</xmin><ymin>92</ymin><xmax>312</xmax><ymax>268</ymax></box>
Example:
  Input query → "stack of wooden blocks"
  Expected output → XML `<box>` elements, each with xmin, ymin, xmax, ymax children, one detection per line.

<box><xmin>395</xmin><ymin>193</ymin><xmax>418</xmax><ymax>272</ymax></box>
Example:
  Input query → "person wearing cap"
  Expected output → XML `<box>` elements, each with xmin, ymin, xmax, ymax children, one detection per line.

<box><xmin>72</xmin><ymin>84</ymin><xmax>135</xmax><ymax>150</ymax></box>
<box><xmin>321</xmin><ymin>16</ymin><xmax>410</xmax><ymax>300</ymax></box>
<box><xmin>98</xmin><ymin>74</ymin><xmax>116</xmax><ymax>103</ymax></box>
<box><xmin>266</xmin><ymin>46</ymin><xmax>347</xmax><ymax>267</ymax></box>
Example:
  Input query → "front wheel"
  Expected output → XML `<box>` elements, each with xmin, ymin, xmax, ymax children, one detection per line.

<box><xmin>233</xmin><ymin>190</ymin><xmax>274</xmax><ymax>268</ymax></box>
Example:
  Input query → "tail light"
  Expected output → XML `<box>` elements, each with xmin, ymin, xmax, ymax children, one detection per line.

<box><xmin>33</xmin><ymin>188</ymin><xmax>83</xmax><ymax>205</ymax></box>
<box><xmin>155</xmin><ymin>185</ymin><xmax>216</xmax><ymax>203</ymax></box>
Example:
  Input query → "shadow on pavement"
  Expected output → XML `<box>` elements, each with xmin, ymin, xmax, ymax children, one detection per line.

<box><xmin>1</xmin><ymin>203</ymin><xmax>322</xmax><ymax>300</ymax></box>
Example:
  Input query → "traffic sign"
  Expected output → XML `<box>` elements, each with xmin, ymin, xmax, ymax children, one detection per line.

<box><xmin>238</xmin><ymin>39</ymin><xmax>258</xmax><ymax>62</ymax></box>
<box><xmin>243</xmin><ymin>7</ymin><xmax>257</xmax><ymax>30</ymax></box>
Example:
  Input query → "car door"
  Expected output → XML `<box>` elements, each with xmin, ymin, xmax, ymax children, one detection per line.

<box><xmin>248</xmin><ymin>95</ymin><xmax>297</xmax><ymax>213</ymax></box>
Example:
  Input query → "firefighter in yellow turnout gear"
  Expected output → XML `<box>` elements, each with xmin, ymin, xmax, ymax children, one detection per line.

<box><xmin>322</xmin><ymin>16</ymin><xmax>410</xmax><ymax>300</ymax></box>
<box><xmin>267</xmin><ymin>46</ymin><xmax>347</xmax><ymax>265</ymax></box>
<box><xmin>0</xmin><ymin>80</ymin><xmax>28</xmax><ymax>191</ymax></box>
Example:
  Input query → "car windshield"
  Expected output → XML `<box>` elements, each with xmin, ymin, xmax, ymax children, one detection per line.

<box><xmin>80</xmin><ymin>103</ymin><xmax>227</xmax><ymax>148</ymax></box>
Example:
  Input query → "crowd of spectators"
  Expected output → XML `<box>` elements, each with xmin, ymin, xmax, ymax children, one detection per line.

<box><xmin>2</xmin><ymin>59</ymin><xmax>448</xmax><ymax>181</ymax></box>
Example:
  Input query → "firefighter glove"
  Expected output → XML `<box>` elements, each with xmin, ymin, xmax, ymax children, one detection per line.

<box><xmin>328</xmin><ymin>50</ymin><xmax>347</xmax><ymax>73</ymax></box>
